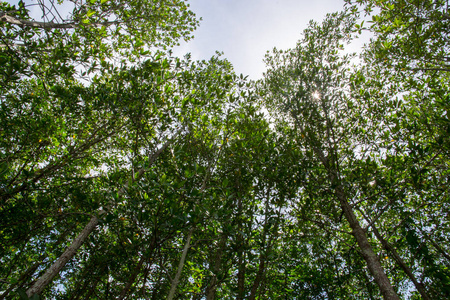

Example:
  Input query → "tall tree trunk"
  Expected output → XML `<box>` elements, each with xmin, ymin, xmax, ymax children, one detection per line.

<box><xmin>0</xmin><ymin>260</ymin><xmax>43</xmax><ymax>300</ymax></box>
<box><xmin>118</xmin><ymin>237</ymin><xmax>157</xmax><ymax>300</ymax></box>
<box><xmin>0</xmin><ymin>223</ymin><xmax>74</xmax><ymax>299</ymax></box>
<box><xmin>236</xmin><ymin>250</ymin><xmax>246</xmax><ymax>300</ymax></box>
<box><xmin>167</xmin><ymin>228</ymin><xmax>194</xmax><ymax>300</ymax></box>
<box><xmin>26</xmin><ymin>215</ymin><xmax>99</xmax><ymax>297</ymax></box>
<box><xmin>205</xmin><ymin>276</ymin><xmax>217</xmax><ymax>300</ymax></box>
<box><xmin>371</xmin><ymin>224</ymin><xmax>431</xmax><ymax>300</ymax></box>
<box><xmin>248</xmin><ymin>257</ymin><xmax>266</xmax><ymax>300</ymax></box>
<box><xmin>25</xmin><ymin>135</ymin><xmax>179</xmax><ymax>296</ymax></box>
<box><xmin>206</xmin><ymin>234</ymin><xmax>227</xmax><ymax>300</ymax></box>
<box><xmin>333</xmin><ymin>181</ymin><xmax>399</xmax><ymax>300</ymax></box>
<box><xmin>303</xmin><ymin>117</ymin><xmax>399</xmax><ymax>299</ymax></box>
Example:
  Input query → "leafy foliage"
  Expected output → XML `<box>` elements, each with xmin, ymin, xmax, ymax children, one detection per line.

<box><xmin>1</xmin><ymin>0</ymin><xmax>449</xmax><ymax>299</ymax></box>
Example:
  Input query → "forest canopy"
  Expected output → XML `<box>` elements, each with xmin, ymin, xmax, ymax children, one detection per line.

<box><xmin>1</xmin><ymin>0</ymin><xmax>449</xmax><ymax>299</ymax></box>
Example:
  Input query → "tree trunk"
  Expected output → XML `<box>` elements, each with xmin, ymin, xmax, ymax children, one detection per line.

<box><xmin>371</xmin><ymin>225</ymin><xmax>431</xmax><ymax>300</ymax></box>
<box><xmin>167</xmin><ymin>228</ymin><xmax>194</xmax><ymax>300</ymax></box>
<box><xmin>248</xmin><ymin>257</ymin><xmax>265</xmax><ymax>300</ymax></box>
<box><xmin>236</xmin><ymin>250</ymin><xmax>246</xmax><ymax>300</ymax></box>
<box><xmin>206</xmin><ymin>234</ymin><xmax>227</xmax><ymax>300</ymax></box>
<box><xmin>118</xmin><ymin>237</ymin><xmax>157</xmax><ymax>300</ymax></box>
<box><xmin>26</xmin><ymin>216</ymin><xmax>99</xmax><ymax>297</ymax></box>
<box><xmin>334</xmin><ymin>182</ymin><xmax>399</xmax><ymax>300</ymax></box>
<box><xmin>206</xmin><ymin>276</ymin><xmax>217</xmax><ymax>300</ymax></box>
<box><xmin>24</xmin><ymin>134</ymin><xmax>179</xmax><ymax>296</ymax></box>
<box><xmin>0</xmin><ymin>260</ymin><xmax>43</xmax><ymax>299</ymax></box>
<box><xmin>304</xmin><ymin>121</ymin><xmax>399</xmax><ymax>300</ymax></box>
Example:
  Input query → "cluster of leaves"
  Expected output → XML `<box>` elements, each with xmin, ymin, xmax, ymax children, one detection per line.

<box><xmin>1</xmin><ymin>0</ymin><xmax>449</xmax><ymax>299</ymax></box>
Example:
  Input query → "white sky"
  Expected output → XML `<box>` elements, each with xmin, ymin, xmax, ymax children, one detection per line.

<box><xmin>173</xmin><ymin>0</ymin><xmax>348</xmax><ymax>79</ymax></box>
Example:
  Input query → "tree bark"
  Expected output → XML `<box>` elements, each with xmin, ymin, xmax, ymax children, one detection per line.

<box><xmin>26</xmin><ymin>215</ymin><xmax>99</xmax><ymax>297</ymax></box>
<box><xmin>371</xmin><ymin>225</ymin><xmax>431</xmax><ymax>300</ymax></box>
<box><xmin>206</xmin><ymin>234</ymin><xmax>227</xmax><ymax>300</ymax></box>
<box><xmin>236</xmin><ymin>250</ymin><xmax>246</xmax><ymax>300</ymax></box>
<box><xmin>248</xmin><ymin>257</ymin><xmax>265</xmax><ymax>300</ymax></box>
<box><xmin>299</xmin><ymin>112</ymin><xmax>399</xmax><ymax>299</ymax></box>
<box><xmin>0</xmin><ymin>260</ymin><xmax>42</xmax><ymax>299</ymax></box>
<box><xmin>334</xmin><ymin>182</ymin><xmax>399</xmax><ymax>300</ymax></box>
<box><xmin>24</xmin><ymin>133</ymin><xmax>179</xmax><ymax>296</ymax></box>
<box><xmin>117</xmin><ymin>237</ymin><xmax>157</xmax><ymax>300</ymax></box>
<box><xmin>167</xmin><ymin>228</ymin><xmax>194</xmax><ymax>300</ymax></box>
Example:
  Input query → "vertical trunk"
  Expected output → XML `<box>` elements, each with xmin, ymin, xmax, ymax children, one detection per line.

<box><xmin>205</xmin><ymin>276</ymin><xmax>217</xmax><ymax>300</ymax></box>
<box><xmin>309</xmin><ymin>134</ymin><xmax>399</xmax><ymax>299</ymax></box>
<box><xmin>371</xmin><ymin>225</ymin><xmax>431</xmax><ymax>300</ymax></box>
<box><xmin>236</xmin><ymin>251</ymin><xmax>246</xmax><ymax>300</ymax></box>
<box><xmin>167</xmin><ymin>228</ymin><xmax>194</xmax><ymax>300</ymax></box>
<box><xmin>26</xmin><ymin>215</ymin><xmax>99</xmax><ymax>297</ymax></box>
<box><xmin>118</xmin><ymin>238</ymin><xmax>157</xmax><ymax>300</ymax></box>
<box><xmin>82</xmin><ymin>273</ymin><xmax>102</xmax><ymax>300</ymax></box>
<box><xmin>24</xmin><ymin>136</ymin><xmax>178</xmax><ymax>296</ymax></box>
<box><xmin>248</xmin><ymin>257</ymin><xmax>265</xmax><ymax>300</ymax></box>
<box><xmin>335</xmin><ymin>183</ymin><xmax>399</xmax><ymax>300</ymax></box>
<box><xmin>206</xmin><ymin>234</ymin><xmax>227</xmax><ymax>300</ymax></box>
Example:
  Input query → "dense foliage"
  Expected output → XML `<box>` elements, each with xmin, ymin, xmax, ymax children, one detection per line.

<box><xmin>1</xmin><ymin>0</ymin><xmax>449</xmax><ymax>299</ymax></box>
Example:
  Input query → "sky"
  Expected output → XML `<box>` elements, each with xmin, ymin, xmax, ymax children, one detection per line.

<box><xmin>16</xmin><ymin>0</ymin><xmax>369</xmax><ymax>80</ymax></box>
<box><xmin>172</xmin><ymin>0</ymin><xmax>348</xmax><ymax>80</ymax></box>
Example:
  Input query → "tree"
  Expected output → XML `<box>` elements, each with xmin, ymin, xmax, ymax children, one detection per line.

<box><xmin>2</xmin><ymin>0</ymin><xmax>450</xmax><ymax>299</ymax></box>
<box><xmin>346</xmin><ymin>1</ymin><xmax>450</xmax><ymax>297</ymax></box>
<box><xmin>1</xmin><ymin>0</ymin><xmax>201</xmax><ymax>297</ymax></box>
<box><xmin>346</xmin><ymin>0</ymin><xmax>450</xmax><ymax>72</ymax></box>
<box><xmin>260</xmin><ymin>11</ymin><xmax>400</xmax><ymax>299</ymax></box>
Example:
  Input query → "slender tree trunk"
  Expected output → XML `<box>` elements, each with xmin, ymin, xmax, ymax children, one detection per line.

<box><xmin>236</xmin><ymin>250</ymin><xmax>246</xmax><ymax>300</ymax></box>
<box><xmin>334</xmin><ymin>181</ymin><xmax>399</xmax><ymax>300</ymax></box>
<box><xmin>0</xmin><ymin>223</ymin><xmax>74</xmax><ymax>299</ymax></box>
<box><xmin>371</xmin><ymin>225</ymin><xmax>431</xmax><ymax>300</ymax></box>
<box><xmin>0</xmin><ymin>260</ymin><xmax>43</xmax><ymax>299</ymax></box>
<box><xmin>206</xmin><ymin>234</ymin><xmax>227</xmax><ymax>300</ymax></box>
<box><xmin>248</xmin><ymin>257</ymin><xmax>266</xmax><ymax>300</ymax></box>
<box><xmin>167</xmin><ymin>228</ymin><xmax>194</xmax><ymax>300</ymax></box>
<box><xmin>418</xmin><ymin>227</ymin><xmax>450</xmax><ymax>262</ymax></box>
<box><xmin>303</xmin><ymin>117</ymin><xmax>399</xmax><ymax>300</ymax></box>
<box><xmin>26</xmin><ymin>215</ymin><xmax>99</xmax><ymax>297</ymax></box>
<box><xmin>206</xmin><ymin>276</ymin><xmax>217</xmax><ymax>300</ymax></box>
<box><xmin>24</xmin><ymin>135</ymin><xmax>179</xmax><ymax>296</ymax></box>
<box><xmin>118</xmin><ymin>238</ymin><xmax>157</xmax><ymax>300</ymax></box>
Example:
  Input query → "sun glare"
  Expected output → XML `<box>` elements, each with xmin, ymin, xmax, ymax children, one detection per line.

<box><xmin>312</xmin><ymin>91</ymin><xmax>321</xmax><ymax>100</ymax></box>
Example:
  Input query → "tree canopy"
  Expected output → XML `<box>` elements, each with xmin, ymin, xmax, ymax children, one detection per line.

<box><xmin>1</xmin><ymin>0</ymin><xmax>449</xmax><ymax>299</ymax></box>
